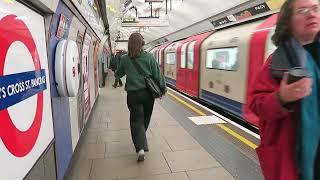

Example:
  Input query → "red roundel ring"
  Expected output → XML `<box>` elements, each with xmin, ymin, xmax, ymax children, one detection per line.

<box><xmin>0</xmin><ymin>15</ymin><xmax>44</xmax><ymax>157</ymax></box>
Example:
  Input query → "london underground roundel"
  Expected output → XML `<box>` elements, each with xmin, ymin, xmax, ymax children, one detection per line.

<box><xmin>0</xmin><ymin>1</ymin><xmax>54</xmax><ymax>179</ymax></box>
<box><xmin>0</xmin><ymin>14</ymin><xmax>45</xmax><ymax>157</ymax></box>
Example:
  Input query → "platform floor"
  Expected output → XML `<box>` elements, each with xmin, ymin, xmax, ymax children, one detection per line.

<box><xmin>65</xmin><ymin>76</ymin><xmax>260</xmax><ymax>180</ymax></box>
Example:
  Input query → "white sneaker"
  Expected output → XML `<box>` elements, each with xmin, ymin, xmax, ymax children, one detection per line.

<box><xmin>137</xmin><ymin>149</ymin><xmax>145</xmax><ymax>162</ymax></box>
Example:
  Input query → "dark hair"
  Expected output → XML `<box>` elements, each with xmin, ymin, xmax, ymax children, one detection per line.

<box><xmin>272</xmin><ymin>0</ymin><xmax>295</xmax><ymax>46</ymax></box>
<box><xmin>128</xmin><ymin>32</ymin><xmax>145</xmax><ymax>59</ymax></box>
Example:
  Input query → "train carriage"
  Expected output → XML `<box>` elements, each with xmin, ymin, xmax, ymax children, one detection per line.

<box><xmin>156</xmin><ymin>14</ymin><xmax>278</xmax><ymax>127</ymax></box>
<box><xmin>199</xmin><ymin>15</ymin><xmax>277</xmax><ymax>126</ymax></box>
<box><xmin>199</xmin><ymin>21</ymin><xmax>264</xmax><ymax>119</ymax></box>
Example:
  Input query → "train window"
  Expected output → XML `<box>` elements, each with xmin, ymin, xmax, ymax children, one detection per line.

<box><xmin>206</xmin><ymin>47</ymin><xmax>239</xmax><ymax>71</ymax></box>
<box><xmin>166</xmin><ymin>53</ymin><xmax>176</xmax><ymax>65</ymax></box>
<box><xmin>180</xmin><ymin>43</ymin><xmax>188</xmax><ymax>68</ymax></box>
<box><xmin>187</xmin><ymin>41</ymin><xmax>196</xmax><ymax>69</ymax></box>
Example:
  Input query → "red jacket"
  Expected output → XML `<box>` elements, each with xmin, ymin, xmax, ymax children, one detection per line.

<box><xmin>249</xmin><ymin>57</ymin><xmax>298</xmax><ymax>180</ymax></box>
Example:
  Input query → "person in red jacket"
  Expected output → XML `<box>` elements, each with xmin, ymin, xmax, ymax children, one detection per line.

<box><xmin>248</xmin><ymin>0</ymin><xmax>320</xmax><ymax>179</ymax></box>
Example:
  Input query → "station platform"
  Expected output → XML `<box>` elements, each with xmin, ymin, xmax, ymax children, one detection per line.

<box><xmin>65</xmin><ymin>76</ymin><xmax>263</xmax><ymax>180</ymax></box>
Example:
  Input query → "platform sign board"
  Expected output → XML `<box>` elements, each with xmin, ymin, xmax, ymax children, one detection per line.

<box><xmin>145</xmin><ymin>0</ymin><xmax>164</xmax><ymax>2</ymax></box>
<box><xmin>121</xmin><ymin>17</ymin><xmax>169</xmax><ymax>27</ymax></box>
<box><xmin>0</xmin><ymin>1</ymin><xmax>54</xmax><ymax>179</ymax></box>
<box><xmin>211</xmin><ymin>2</ymin><xmax>271</xmax><ymax>27</ymax></box>
<box><xmin>210</xmin><ymin>0</ymin><xmax>284</xmax><ymax>28</ymax></box>
<box><xmin>233</xmin><ymin>3</ymin><xmax>270</xmax><ymax>21</ymax></box>
<box><xmin>121</xmin><ymin>17</ymin><xmax>136</xmax><ymax>23</ymax></box>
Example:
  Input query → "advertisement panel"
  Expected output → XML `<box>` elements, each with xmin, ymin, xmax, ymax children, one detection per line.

<box><xmin>93</xmin><ymin>42</ymin><xmax>99</xmax><ymax>98</ymax></box>
<box><xmin>0</xmin><ymin>1</ymin><xmax>54</xmax><ymax>179</ymax></box>
<box><xmin>82</xmin><ymin>32</ymin><xmax>91</xmax><ymax>123</ymax></box>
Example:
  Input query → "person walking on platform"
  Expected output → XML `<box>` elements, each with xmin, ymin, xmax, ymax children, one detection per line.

<box><xmin>112</xmin><ymin>51</ymin><xmax>124</xmax><ymax>88</ymax></box>
<box><xmin>109</xmin><ymin>53</ymin><xmax>118</xmax><ymax>86</ymax></box>
<box><xmin>115</xmin><ymin>32</ymin><xmax>166</xmax><ymax>162</ymax></box>
<box><xmin>248</xmin><ymin>0</ymin><xmax>320</xmax><ymax>179</ymax></box>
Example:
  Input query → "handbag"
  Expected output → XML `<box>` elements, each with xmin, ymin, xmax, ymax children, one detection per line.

<box><xmin>131</xmin><ymin>59</ymin><xmax>162</xmax><ymax>98</ymax></box>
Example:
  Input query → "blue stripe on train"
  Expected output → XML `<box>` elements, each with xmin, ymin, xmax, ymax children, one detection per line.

<box><xmin>165</xmin><ymin>77</ymin><xmax>176</xmax><ymax>87</ymax></box>
<box><xmin>200</xmin><ymin>89</ymin><xmax>243</xmax><ymax>117</ymax></box>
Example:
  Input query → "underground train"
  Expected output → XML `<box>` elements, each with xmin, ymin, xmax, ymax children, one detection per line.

<box><xmin>149</xmin><ymin>14</ymin><xmax>278</xmax><ymax>127</ymax></box>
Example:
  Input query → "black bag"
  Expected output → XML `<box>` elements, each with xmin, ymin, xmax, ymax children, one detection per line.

<box><xmin>144</xmin><ymin>76</ymin><xmax>162</xmax><ymax>98</ymax></box>
<box><xmin>131</xmin><ymin>59</ymin><xmax>162</xmax><ymax>98</ymax></box>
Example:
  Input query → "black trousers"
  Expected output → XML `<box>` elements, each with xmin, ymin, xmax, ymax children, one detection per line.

<box><xmin>127</xmin><ymin>89</ymin><xmax>154</xmax><ymax>152</ymax></box>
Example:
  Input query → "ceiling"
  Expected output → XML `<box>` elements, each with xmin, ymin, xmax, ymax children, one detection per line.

<box><xmin>105</xmin><ymin>0</ymin><xmax>250</xmax><ymax>48</ymax></box>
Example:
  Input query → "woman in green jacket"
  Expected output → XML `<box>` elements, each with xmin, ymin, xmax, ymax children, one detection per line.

<box><xmin>115</xmin><ymin>33</ymin><xmax>166</xmax><ymax>162</ymax></box>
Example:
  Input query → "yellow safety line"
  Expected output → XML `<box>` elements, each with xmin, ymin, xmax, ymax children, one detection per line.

<box><xmin>167</xmin><ymin>91</ymin><xmax>258</xmax><ymax>149</ymax></box>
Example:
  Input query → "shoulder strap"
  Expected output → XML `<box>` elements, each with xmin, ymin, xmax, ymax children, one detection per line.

<box><xmin>131</xmin><ymin>59</ymin><xmax>146</xmax><ymax>76</ymax></box>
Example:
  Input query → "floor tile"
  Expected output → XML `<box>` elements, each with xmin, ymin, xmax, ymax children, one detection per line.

<box><xmin>163</xmin><ymin>149</ymin><xmax>221</xmax><ymax>172</ymax></box>
<box><xmin>78</xmin><ymin>143</ymin><xmax>106</xmax><ymax>160</ymax></box>
<box><xmin>90</xmin><ymin>153</ymin><xmax>170</xmax><ymax>180</ymax></box>
<box><xmin>97</xmin><ymin>130</ymin><xmax>132</xmax><ymax>143</ymax></box>
<box><xmin>119</xmin><ymin>172</ymin><xmax>189</xmax><ymax>180</ymax></box>
<box><xmin>150</xmin><ymin>126</ymin><xmax>189</xmax><ymax>138</ymax></box>
<box><xmin>105</xmin><ymin>141</ymin><xmax>136</xmax><ymax>158</ymax></box>
<box><xmin>187</xmin><ymin>167</ymin><xmax>235</xmax><ymax>180</ymax></box>
<box><xmin>65</xmin><ymin>159</ymin><xmax>92</xmax><ymax>180</ymax></box>
<box><xmin>164</xmin><ymin>134</ymin><xmax>202</xmax><ymax>151</ymax></box>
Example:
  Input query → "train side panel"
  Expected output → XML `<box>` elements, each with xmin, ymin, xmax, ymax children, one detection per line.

<box><xmin>199</xmin><ymin>21</ymin><xmax>262</xmax><ymax>117</ymax></box>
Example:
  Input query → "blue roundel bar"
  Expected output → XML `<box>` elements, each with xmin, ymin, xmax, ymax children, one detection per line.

<box><xmin>0</xmin><ymin>69</ymin><xmax>47</xmax><ymax>110</ymax></box>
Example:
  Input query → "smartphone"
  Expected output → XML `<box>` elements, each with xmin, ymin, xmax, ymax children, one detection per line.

<box><xmin>288</xmin><ymin>67</ymin><xmax>310</xmax><ymax>84</ymax></box>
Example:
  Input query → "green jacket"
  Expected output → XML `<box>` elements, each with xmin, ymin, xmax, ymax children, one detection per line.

<box><xmin>115</xmin><ymin>52</ymin><xmax>166</xmax><ymax>93</ymax></box>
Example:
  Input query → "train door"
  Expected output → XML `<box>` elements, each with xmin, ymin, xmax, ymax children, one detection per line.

<box><xmin>176</xmin><ymin>42</ymin><xmax>189</xmax><ymax>92</ymax></box>
<box><xmin>185</xmin><ymin>41</ymin><xmax>198</xmax><ymax>96</ymax></box>
<box><xmin>180</xmin><ymin>31</ymin><xmax>213</xmax><ymax>97</ymax></box>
